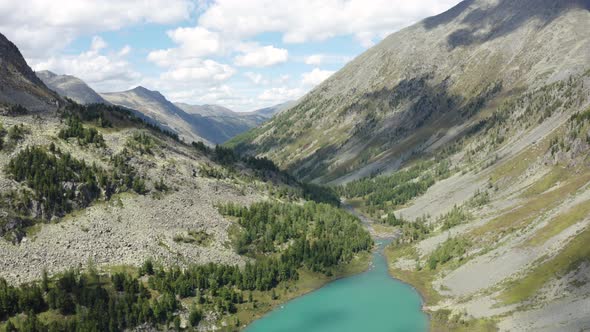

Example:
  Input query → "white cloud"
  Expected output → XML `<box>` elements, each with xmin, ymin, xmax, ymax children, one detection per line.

<box><xmin>90</xmin><ymin>36</ymin><xmax>107</xmax><ymax>52</ymax></box>
<box><xmin>160</xmin><ymin>59</ymin><xmax>235</xmax><ymax>81</ymax></box>
<box><xmin>276</xmin><ymin>74</ymin><xmax>291</xmax><ymax>85</ymax></box>
<box><xmin>304</xmin><ymin>54</ymin><xmax>324</xmax><ymax>66</ymax></box>
<box><xmin>301</xmin><ymin>68</ymin><xmax>335</xmax><ymax>86</ymax></box>
<box><xmin>167</xmin><ymin>26</ymin><xmax>224</xmax><ymax>57</ymax></box>
<box><xmin>234</xmin><ymin>44</ymin><xmax>288</xmax><ymax>67</ymax></box>
<box><xmin>304</xmin><ymin>54</ymin><xmax>352</xmax><ymax>66</ymax></box>
<box><xmin>244</xmin><ymin>72</ymin><xmax>267</xmax><ymax>85</ymax></box>
<box><xmin>147</xmin><ymin>49</ymin><xmax>235</xmax><ymax>86</ymax></box>
<box><xmin>199</xmin><ymin>0</ymin><xmax>462</xmax><ymax>46</ymax></box>
<box><xmin>31</xmin><ymin>36</ymin><xmax>140</xmax><ymax>92</ymax></box>
<box><xmin>258</xmin><ymin>87</ymin><xmax>304</xmax><ymax>103</ymax></box>
<box><xmin>146</xmin><ymin>26</ymin><xmax>227</xmax><ymax>74</ymax></box>
<box><xmin>0</xmin><ymin>0</ymin><xmax>193</xmax><ymax>58</ymax></box>
<box><xmin>118</xmin><ymin>45</ymin><xmax>132</xmax><ymax>57</ymax></box>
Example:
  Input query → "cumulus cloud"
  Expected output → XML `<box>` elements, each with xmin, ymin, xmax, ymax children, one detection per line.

<box><xmin>301</xmin><ymin>68</ymin><xmax>335</xmax><ymax>86</ymax></box>
<box><xmin>160</xmin><ymin>59</ymin><xmax>235</xmax><ymax>81</ymax></box>
<box><xmin>118</xmin><ymin>45</ymin><xmax>132</xmax><ymax>57</ymax></box>
<box><xmin>234</xmin><ymin>44</ymin><xmax>288</xmax><ymax>67</ymax></box>
<box><xmin>244</xmin><ymin>72</ymin><xmax>267</xmax><ymax>85</ymax></box>
<box><xmin>31</xmin><ymin>36</ymin><xmax>140</xmax><ymax>92</ymax></box>
<box><xmin>90</xmin><ymin>36</ymin><xmax>107</xmax><ymax>52</ymax></box>
<box><xmin>304</xmin><ymin>54</ymin><xmax>324</xmax><ymax>66</ymax></box>
<box><xmin>199</xmin><ymin>0</ymin><xmax>462</xmax><ymax>45</ymax></box>
<box><xmin>258</xmin><ymin>87</ymin><xmax>305</xmax><ymax>103</ymax></box>
<box><xmin>0</xmin><ymin>0</ymin><xmax>193</xmax><ymax>58</ymax></box>
<box><xmin>304</xmin><ymin>54</ymin><xmax>352</xmax><ymax>66</ymax></box>
<box><xmin>166</xmin><ymin>26</ymin><xmax>224</xmax><ymax>57</ymax></box>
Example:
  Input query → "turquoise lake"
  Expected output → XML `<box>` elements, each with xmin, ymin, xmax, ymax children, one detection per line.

<box><xmin>245</xmin><ymin>239</ymin><xmax>428</xmax><ymax>332</ymax></box>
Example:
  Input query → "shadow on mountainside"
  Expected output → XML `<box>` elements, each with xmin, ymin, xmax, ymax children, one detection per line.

<box><xmin>423</xmin><ymin>0</ymin><xmax>590</xmax><ymax>49</ymax></box>
<box><xmin>287</xmin><ymin>75</ymin><xmax>484</xmax><ymax>183</ymax></box>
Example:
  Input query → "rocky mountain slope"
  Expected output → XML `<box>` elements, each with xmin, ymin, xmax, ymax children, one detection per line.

<box><xmin>36</xmin><ymin>70</ymin><xmax>107</xmax><ymax>105</ymax></box>
<box><xmin>0</xmin><ymin>33</ymin><xmax>61</xmax><ymax>112</ymax></box>
<box><xmin>229</xmin><ymin>0</ymin><xmax>590</xmax><ymax>331</ymax></box>
<box><xmin>229</xmin><ymin>0</ymin><xmax>590</xmax><ymax>184</ymax></box>
<box><xmin>252</xmin><ymin>100</ymin><xmax>295</xmax><ymax>118</ymax></box>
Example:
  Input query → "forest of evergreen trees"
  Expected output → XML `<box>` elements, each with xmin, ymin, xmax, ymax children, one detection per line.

<box><xmin>62</xmin><ymin>101</ymin><xmax>179</xmax><ymax>142</ymax></box>
<box><xmin>0</xmin><ymin>200</ymin><xmax>372</xmax><ymax>331</ymax></box>
<box><xmin>338</xmin><ymin>159</ymin><xmax>451</xmax><ymax>215</ymax></box>
<box><xmin>219</xmin><ymin>201</ymin><xmax>372</xmax><ymax>274</ymax></box>
<box><xmin>58</xmin><ymin>116</ymin><xmax>105</xmax><ymax>147</ymax></box>
<box><xmin>5</xmin><ymin>146</ymin><xmax>143</xmax><ymax>220</ymax></box>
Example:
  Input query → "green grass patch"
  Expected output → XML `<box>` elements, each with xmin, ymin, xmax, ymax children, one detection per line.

<box><xmin>172</xmin><ymin>230</ymin><xmax>213</xmax><ymax>246</ymax></box>
<box><xmin>490</xmin><ymin>140</ymin><xmax>547</xmax><ymax>183</ymax></box>
<box><xmin>470</xmin><ymin>172</ymin><xmax>590</xmax><ymax>239</ymax></box>
<box><xmin>499</xmin><ymin>225</ymin><xmax>590</xmax><ymax>305</ymax></box>
<box><xmin>105</xmin><ymin>264</ymin><xmax>139</xmax><ymax>277</ymax></box>
<box><xmin>430</xmin><ymin>309</ymin><xmax>498</xmax><ymax>332</ymax></box>
<box><xmin>524</xmin><ymin>199</ymin><xmax>590</xmax><ymax>247</ymax></box>
<box><xmin>522</xmin><ymin>167</ymin><xmax>568</xmax><ymax>197</ymax></box>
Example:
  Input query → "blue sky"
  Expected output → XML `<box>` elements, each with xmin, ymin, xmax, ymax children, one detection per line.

<box><xmin>0</xmin><ymin>0</ymin><xmax>462</xmax><ymax>111</ymax></box>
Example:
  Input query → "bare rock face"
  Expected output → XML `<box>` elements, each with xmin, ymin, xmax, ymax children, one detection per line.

<box><xmin>36</xmin><ymin>70</ymin><xmax>107</xmax><ymax>105</ymax></box>
<box><xmin>233</xmin><ymin>0</ymin><xmax>590</xmax><ymax>184</ymax></box>
<box><xmin>0</xmin><ymin>33</ymin><xmax>61</xmax><ymax>112</ymax></box>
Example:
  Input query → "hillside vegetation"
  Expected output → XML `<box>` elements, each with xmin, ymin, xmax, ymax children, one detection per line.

<box><xmin>0</xmin><ymin>94</ymin><xmax>369</xmax><ymax>331</ymax></box>
<box><xmin>227</xmin><ymin>0</ymin><xmax>590</xmax><ymax>330</ymax></box>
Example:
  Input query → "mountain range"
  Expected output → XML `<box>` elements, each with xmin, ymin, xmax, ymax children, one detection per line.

<box><xmin>36</xmin><ymin>70</ymin><xmax>285</xmax><ymax>145</ymax></box>
<box><xmin>1</xmin><ymin>0</ymin><xmax>590</xmax><ymax>330</ymax></box>
<box><xmin>36</xmin><ymin>70</ymin><xmax>107</xmax><ymax>105</ymax></box>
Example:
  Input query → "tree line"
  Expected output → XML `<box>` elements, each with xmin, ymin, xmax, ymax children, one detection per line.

<box><xmin>58</xmin><ymin>116</ymin><xmax>105</xmax><ymax>147</ymax></box>
<box><xmin>219</xmin><ymin>201</ymin><xmax>372</xmax><ymax>274</ymax></box>
<box><xmin>5</xmin><ymin>145</ymin><xmax>144</xmax><ymax>220</ymax></box>
<box><xmin>0</xmin><ymin>201</ymin><xmax>372</xmax><ymax>331</ymax></box>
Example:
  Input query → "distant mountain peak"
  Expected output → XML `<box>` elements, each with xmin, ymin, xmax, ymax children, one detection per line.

<box><xmin>36</xmin><ymin>70</ymin><xmax>58</xmax><ymax>79</ymax></box>
<box><xmin>128</xmin><ymin>86</ymin><xmax>169</xmax><ymax>102</ymax></box>
<box><xmin>36</xmin><ymin>70</ymin><xmax>106</xmax><ymax>105</ymax></box>
<box><xmin>131</xmin><ymin>86</ymin><xmax>151</xmax><ymax>93</ymax></box>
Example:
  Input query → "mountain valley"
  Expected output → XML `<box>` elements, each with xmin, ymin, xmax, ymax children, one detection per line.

<box><xmin>1</xmin><ymin>0</ymin><xmax>590</xmax><ymax>331</ymax></box>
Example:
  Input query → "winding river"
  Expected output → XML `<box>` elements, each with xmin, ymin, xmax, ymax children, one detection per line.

<box><xmin>245</xmin><ymin>207</ymin><xmax>428</xmax><ymax>332</ymax></box>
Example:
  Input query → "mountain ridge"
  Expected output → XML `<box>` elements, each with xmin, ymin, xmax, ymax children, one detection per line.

<box><xmin>36</xmin><ymin>70</ymin><xmax>108</xmax><ymax>105</ymax></box>
<box><xmin>230</xmin><ymin>0</ymin><xmax>590</xmax><ymax>184</ymax></box>
<box><xmin>0</xmin><ymin>32</ymin><xmax>61</xmax><ymax>112</ymax></box>
<box><xmin>101</xmin><ymin>86</ymin><xmax>216</xmax><ymax>144</ymax></box>
<box><xmin>103</xmin><ymin>85</ymin><xmax>286</xmax><ymax>145</ymax></box>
